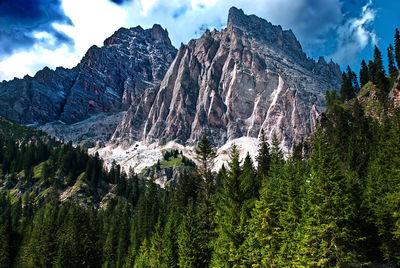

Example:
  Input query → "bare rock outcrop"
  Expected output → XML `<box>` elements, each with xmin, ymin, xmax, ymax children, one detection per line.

<box><xmin>112</xmin><ymin>7</ymin><xmax>341</xmax><ymax>152</ymax></box>
<box><xmin>0</xmin><ymin>25</ymin><xmax>177</xmax><ymax>125</ymax></box>
<box><xmin>389</xmin><ymin>71</ymin><xmax>400</xmax><ymax>108</ymax></box>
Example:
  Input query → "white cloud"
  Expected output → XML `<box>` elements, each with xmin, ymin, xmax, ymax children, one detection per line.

<box><xmin>122</xmin><ymin>0</ymin><xmax>343</xmax><ymax>53</ymax></box>
<box><xmin>331</xmin><ymin>0</ymin><xmax>377</xmax><ymax>65</ymax></box>
<box><xmin>53</xmin><ymin>0</ymin><xmax>127</xmax><ymax>57</ymax></box>
<box><xmin>0</xmin><ymin>0</ymin><xmax>127</xmax><ymax>81</ymax></box>
<box><xmin>0</xmin><ymin>0</ymin><xmax>379</xmax><ymax>81</ymax></box>
<box><xmin>0</xmin><ymin>43</ymin><xmax>79</xmax><ymax>81</ymax></box>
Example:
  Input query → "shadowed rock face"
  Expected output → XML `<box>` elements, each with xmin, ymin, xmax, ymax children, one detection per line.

<box><xmin>0</xmin><ymin>25</ymin><xmax>177</xmax><ymax>125</ymax></box>
<box><xmin>112</xmin><ymin>7</ymin><xmax>342</xmax><ymax>151</ymax></box>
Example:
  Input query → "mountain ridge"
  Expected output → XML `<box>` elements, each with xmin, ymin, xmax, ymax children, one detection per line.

<box><xmin>0</xmin><ymin>7</ymin><xmax>342</xmax><ymax>171</ymax></box>
<box><xmin>0</xmin><ymin>24</ymin><xmax>177</xmax><ymax>125</ymax></box>
<box><xmin>110</xmin><ymin>7</ymin><xmax>341</xmax><ymax>153</ymax></box>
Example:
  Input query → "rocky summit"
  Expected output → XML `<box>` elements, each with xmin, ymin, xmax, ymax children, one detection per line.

<box><xmin>0</xmin><ymin>24</ymin><xmax>177</xmax><ymax>125</ymax></box>
<box><xmin>0</xmin><ymin>7</ymin><xmax>342</xmax><ymax>169</ymax></box>
<box><xmin>111</xmin><ymin>7</ymin><xmax>341</xmax><ymax>151</ymax></box>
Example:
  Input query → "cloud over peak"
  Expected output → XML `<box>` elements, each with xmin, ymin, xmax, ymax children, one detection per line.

<box><xmin>331</xmin><ymin>0</ymin><xmax>377</xmax><ymax>65</ymax></box>
<box><xmin>0</xmin><ymin>0</ymin><xmax>384</xmax><ymax>81</ymax></box>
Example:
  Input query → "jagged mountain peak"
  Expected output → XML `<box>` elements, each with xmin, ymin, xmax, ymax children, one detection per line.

<box><xmin>103</xmin><ymin>24</ymin><xmax>172</xmax><ymax>47</ymax></box>
<box><xmin>0</xmin><ymin>24</ymin><xmax>177</xmax><ymax>128</ymax></box>
<box><xmin>227</xmin><ymin>7</ymin><xmax>302</xmax><ymax>54</ymax></box>
<box><xmin>110</xmin><ymin>7</ymin><xmax>342</xmax><ymax>158</ymax></box>
<box><xmin>0</xmin><ymin>7</ymin><xmax>343</xmax><ymax>172</ymax></box>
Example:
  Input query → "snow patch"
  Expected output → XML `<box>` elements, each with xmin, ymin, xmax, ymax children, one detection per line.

<box><xmin>91</xmin><ymin>137</ymin><xmax>261</xmax><ymax>177</ymax></box>
<box><xmin>90</xmin><ymin>141</ymin><xmax>163</xmax><ymax>174</ymax></box>
<box><xmin>214</xmin><ymin>137</ymin><xmax>259</xmax><ymax>171</ymax></box>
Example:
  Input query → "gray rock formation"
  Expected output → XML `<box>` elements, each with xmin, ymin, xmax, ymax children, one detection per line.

<box><xmin>112</xmin><ymin>7</ymin><xmax>341</xmax><ymax>151</ymax></box>
<box><xmin>0</xmin><ymin>7</ymin><xmax>342</xmax><ymax>154</ymax></box>
<box><xmin>0</xmin><ymin>25</ymin><xmax>177</xmax><ymax>125</ymax></box>
<box><xmin>389</xmin><ymin>71</ymin><xmax>400</xmax><ymax>108</ymax></box>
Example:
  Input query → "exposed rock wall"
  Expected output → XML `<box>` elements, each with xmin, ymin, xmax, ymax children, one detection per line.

<box><xmin>0</xmin><ymin>25</ymin><xmax>177</xmax><ymax>125</ymax></box>
<box><xmin>112</xmin><ymin>7</ymin><xmax>341</xmax><ymax>151</ymax></box>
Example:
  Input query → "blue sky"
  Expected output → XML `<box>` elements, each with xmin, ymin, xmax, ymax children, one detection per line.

<box><xmin>0</xmin><ymin>0</ymin><xmax>398</xmax><ymax>81</ymax></box>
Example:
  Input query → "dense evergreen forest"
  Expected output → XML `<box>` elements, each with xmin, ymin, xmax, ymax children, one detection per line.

<box><xmin>0</xmin><ymin>29</ymin><xmax>399</xmax><ymax>267</ymax></box>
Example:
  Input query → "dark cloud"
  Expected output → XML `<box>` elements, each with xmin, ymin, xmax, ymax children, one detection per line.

<box><xmin>109</xmin><ymin>0</ymin><xmax>131</xmax><ymax>5</ymax></box>
<box><xmin>173</xmin><ymin>6</ymin><xmax>188</xmax><ymax>19</ymax></box>
<box><xmin>0</xmin><ymin>0</ymin><xmax>73</xmax><ymax>57</ymax></box>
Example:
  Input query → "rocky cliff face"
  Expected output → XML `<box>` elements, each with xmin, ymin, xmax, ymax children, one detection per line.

<box><xmin>389</xmin><ymin>71</ymin><xmax>400</xmax><ymax>108</ymax></box>
<box><xmin>112</xmin><ymin>7</ymin><xmax>341</xmax><ymax>151</ymax></box>
<box><xmin>0</xmin><ymin>7</ymin><xmax>342</xmax><ymax>164</ymax></box>
<box><xmin>0</xmin><ymin>25</ymin><xmax>177</xmax><ymax>125</ymax></box>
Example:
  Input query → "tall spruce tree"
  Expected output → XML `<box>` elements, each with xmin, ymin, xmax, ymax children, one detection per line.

<box><xmin>340</xmin><ymin>66</ymin><xmax>359</xmax><ymax>101</ymax></box>
<box><xmin>240</xmin><ymin>153</ymin><xmax>258</xmax><ymax>201</ymax></box>
<box><xmin>256</xmin><ymin>129</ymin><xmax>270</xmax><ymax>179</ymax></box>
<box><xmin>368</xmin><ymin>60</ymin><xmax>375</xmax><ymax>83</ymax></box>
<box><xmin>387</xmin><ymin>44</ymin><xmax>398</xmax><ymax>79</ymax></box>
<box><xmin>360</xmin><ymin>60</ymin><xmax>369</xmax><ymax>88</ymax></box>
<box><xmin>177</xmin><ymin>201</ymin><xmax>208</xmax><ymax>268</ymax></box>
<box><xmin>372</xmin><ymin>45</ymin><xmax>388</xmax><ymax>93</ymax></box>
<box><xmin>364</xmin><ymin>115</ymin><xmax>400</xmax><ymax>265</ymax></box>
<box><xmin>296</xmin><ymin>130</ymin><xmax>358</xmax><ymax>266</ymax></box>
<box><xmin>212</xmin><ymin>145</ymin><xmax>245</xmax><ymax>267</ymax></box>
<box><xmin>194</xmin><ymin>136</ymin><xmax>216</xmax><ymax>265</ymax></box>
<box><xmin>395</xmin><ymin>28</ymin><xmax>400</xmax><ymax>69</ymax></box>
<box><xmin>242</xmin><ymin>184</ymin><xmax>281</xmax><ymax>267</ymax></box>
<box><xmin>161</xmin><ymin>212</ymin><xmax>180</xmax><ymax>268</ymax></box>
<box><xmin>195</xmin><ymin>136</ymin><xmax>216</xmax><ymax>214</ymax></box>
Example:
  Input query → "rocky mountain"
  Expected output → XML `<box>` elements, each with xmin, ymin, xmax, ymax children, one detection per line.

<box><xmin>0</xmin><ymin>24</ymin><xmax>177</xmax><ymax>125</ymax></box>
<box><xmin>111</xmin><ymin>7</ymin><xmax>341</xmax><ymax>152</ymax></box>
<box><xmin>0</xmin><ymin>7</ymin><xmax>342</xmax><ymax>172</ymax></box>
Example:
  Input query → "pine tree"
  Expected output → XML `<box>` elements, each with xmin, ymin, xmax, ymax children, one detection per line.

<box><xmin>20</xmin><ymin>203</ymin><xmax>58</xmax><ymax>267</ymax></box>
<box><xmin>177</xmin><ymin>201</ymin><xmax>208</xmax><ymax>268</ymax></box>
<box><xmin>325</xmin><ymin>89</ymin><xmax>340</xmax><ymax>107</ymax></box>
<box><xmin>242</xmin><ymin>186</ymin><xmax>280</xmax><ymax>267</ymax></box>
<box><xmin>194</xmin><ymin>135</ymin><xmax>216</xmax><ymax>263</ymax></box>
<box><xmin>175</xmin><ymin>169</ymin><xmax>201</xmax><ymax>208</ymax></box>
<box><xmin>212</xmin><ymin>144</ymin><xmax>252</xmax><ymax>266</ymax></box>
<box><xmin>368</xmin><ymin>60</ymin><xmax>375</xmax><ymax>83</ymax></box>
<box><xmin>0</xmin><ymin>223</ymin><xmax>11</xmax><ymax>267</ymax></box>
<box><xmin>277</xmin><ymin>159</ymin><xmax>308</xmax><ymax>265</ymax></box>
<box><xmin>387</xmin><ymin>44</ymin><xmax>398</xmax><ymax>79</ymax></box>
<box><xmin>240</xmin><ymin>153</ymin><xmax>258</xmax><ymax>201</ymax></box>
<box><xmin>270</xmin><ymin>132</ymin><xmax>284</xmax><ymax>169</ymax></box>
<box><xmin>215</xmin><ymin>164</ymin><xmax>227</xmax><ymax>192</ymax></box>
<box><xmin>134</xmin><ymin>238</ymin><xmax>150</xmax><ymax>268</ymax></box>
<box><xmin>340</xmin><ymin>66</ymin><xmax>358</xmax><ymax>101</ymax></box>
<box><xmin>360</xmin><ymin>60</ymin><xmax>369</xmax><ymax>88</ymax></box>
<box><xmin>212</xmin><ymin>145</ymin><xmax>241</xmax><ymax>266</ymax></box>
<box><xmin>256</xmin><ymin>129</ymin><xmax>270</xmax><ymax>179</ymax></box>
<box><xmin>115</xmin><ymin>203</ymin><xmax>130</xmax><ymax>268</ymax></box>
<box><xmin>195</xmin><ymin>136</ymin><xmax>216</xmax><ymax>203</ymax></box>
<box><xmin>148</xmin><ymin>221</ymin><xmax>164</xmax><ymax>267</ymax></box>
<box><xmin>54</xmin><ymin>205</ymin><xmax>100</xmax><ymax>268</ymax></box>
<box><xmin>161</xmin><ymin>212</ymin><xmax>179</xmax><ymax>268</ymax></box>
<box><xmin>372</xmin><ymin>45</ymin><xmax>388</xmax><ymax>93</ymax></box>
<box><xmin>364</xmin><ymin>115</ymin><xmax>400</xmax><ymax>264</ymax></box>
<box><xmin>395</xmin><ymin>28</ymin><xmax>400</xmax><ymax>69</ymax></box>
<box><xmin>296</xmin><ymin>130</ymin><xmax>358</xmax><ymax>266</ymax></box>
